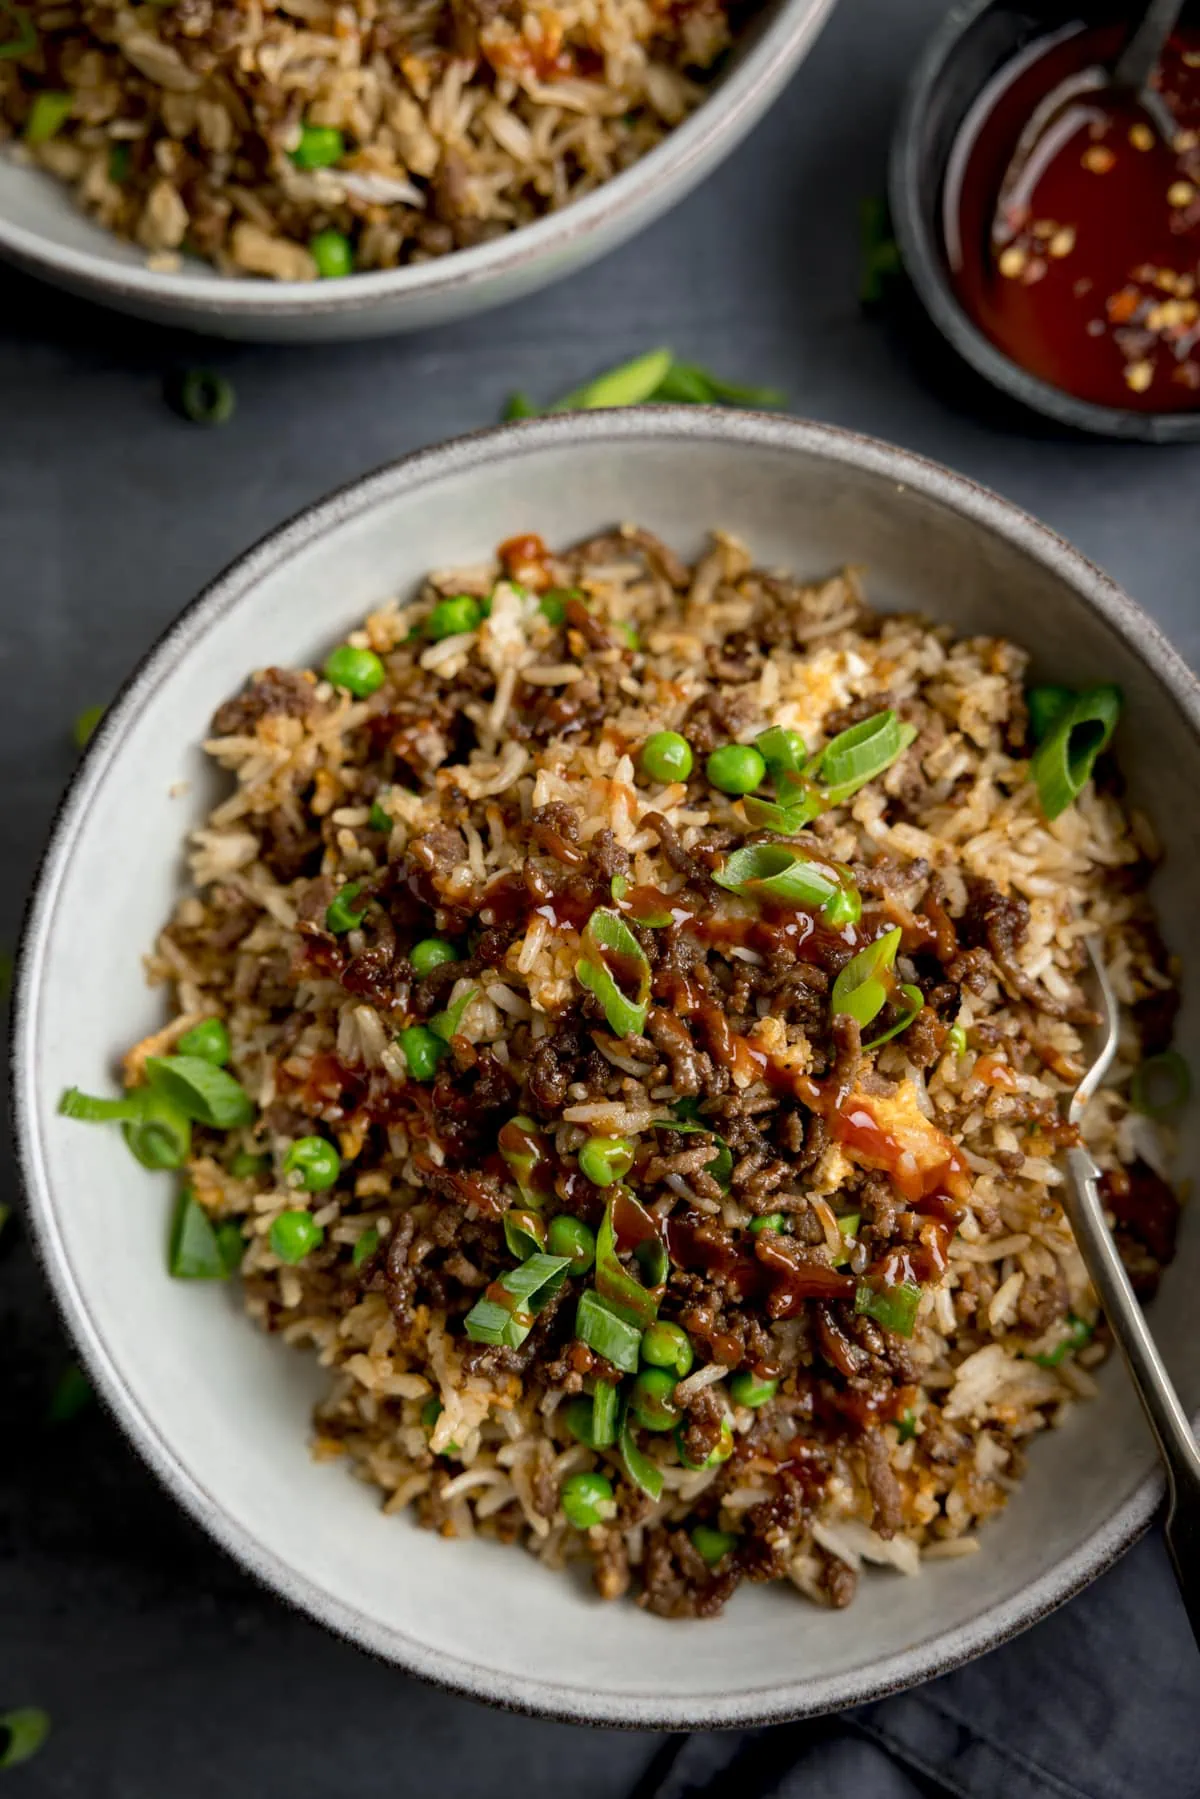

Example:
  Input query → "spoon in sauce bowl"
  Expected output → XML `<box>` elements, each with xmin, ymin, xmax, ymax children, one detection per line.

<box><xmin>994</xmin><ymin>0</ymin><xmax>1185</xmax><ymax>247</ymax></box>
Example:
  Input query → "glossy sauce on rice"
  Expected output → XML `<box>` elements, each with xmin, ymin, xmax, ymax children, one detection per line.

<box><xmin>134</xmin><ymin>526</ymin><xmax>1179</xmax><ymax>1616</ymax></box>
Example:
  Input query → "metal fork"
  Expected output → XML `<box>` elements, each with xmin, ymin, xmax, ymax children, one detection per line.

<box><xmin>1063</xmin><ymin>941</ymin><xmax>1200</xmax><ymax>1649</ymax></box>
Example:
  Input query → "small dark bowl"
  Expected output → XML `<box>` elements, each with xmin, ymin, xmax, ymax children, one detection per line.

<box><xmin>889</xmin><ymin>0</ymin><xmax>1200</xmax><ymax>442</ymax></box>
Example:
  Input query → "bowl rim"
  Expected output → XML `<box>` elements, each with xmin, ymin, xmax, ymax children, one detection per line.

<box><xmin>0</xmin><ymin>0</ymin><xmax>835</xmax><ymax>320</ymax></box>
<box><xmin>888</xmin><ymin>0</ymin><xmax>1200</xmax><ymax>443</ymax></box>
<box><xmin>12</xmin><ymin>405</ymin><xmax>1196</xmax><ymax>1726</ymax></box>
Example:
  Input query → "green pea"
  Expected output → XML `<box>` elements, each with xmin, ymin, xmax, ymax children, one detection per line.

<box><xmin>397</xmin><ymin>1024</ymin><xmax>446</xmax><ymax>1081</ymax></box>
<box><xmin>578</xmin><ymin>1135</ymin><xmax>635</xmax><ymax>1187</ymax></box>
<box><xmin>729</xmin><ymin>1370</ymin><xmax>779</xmax><ymax>1409</ymax></box>
<box><xmin>425</xmin><ymin>595</ymin><xmax>482</xmax><ymax>640</ymax></box>
<box><xmin>352</xmin><ymin>1225</ymin><xmax>380</xmax><ymax>1269</ymax></box>
<box><xmin>269</xmin><ymin>1210</ymin><xmax>324</xmax><ymax>1264</ymax></box>
<box><xmin>283</xmin><ymin>1135</ymin><xmax>341</xmax><ymax>1193</ymax></box>
<box><xmin>640</xmin><ymin>731</ymin><xmax>694</xmax><ymax>784</ymax></box>
<box><xmin>560</xmin><ymin>1470</ymin><xmax>616</xmax><ymax>1529</ymax></box>
<box><xmin>630</xmin><ymin>1366</ymin><xmax>680</xmax><ymax>1432</ymax></box>
<box><xmin>176</xmin><ymin>1017</ymin><xmax>230</xmax><ymax>1066</ymax></box>
<box><xmin>290</xmin><ymin>123</ymin><xmax>344</xmax><ymax>169</ymax></box>
<box><xmin>677</xmin><ymin>1415</ymin><xmax>734</xmax><ymax>1470</ymax></box>
<box><xmin>706</xmin><ymin>742</ymin><xmax>767</xmax><ymax>796</ymax></box>
<box><xmin>691</xmin><ymin>1524</ymin><xmax>737</xmax><ymax>1567</ymax></box>
<box><xmin>749</xmin><ymin>1213</ymin><xmax>788</xmax><ymax>1236</ymax></box>
<box><xmin>310</xmin><ymin>229</ymin><xmax>353</xmax><ymax>278</ymax></box>
<box><xmin>324</xmin><ymin>644</ymin><xmax>386</xmax><ymax>697</ymax></box>
<box><xmin>325</xmin><ymin>882</ymin><xmax>367</xmax><ymax>934</ymax></box>
<box><xmin>640</xmin><ymin>1320</ymin><xmax>694</xmax><ymax>1376</ymax></box>
<box><xmin>547</xmin><ymin>1213</ymin><xmax>596</xmax><ymax>1274</ymax></box>
<box><xmin>410</xmin><ymin>938</ymin><xmax>457</xmax><ymax>977</ymax></box>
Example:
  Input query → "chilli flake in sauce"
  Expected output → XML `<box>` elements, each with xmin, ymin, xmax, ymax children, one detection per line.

<box><xmin>945</xmin><ymin>24</ymin><xmax>1200</xmax><ymax>409</ymax></box>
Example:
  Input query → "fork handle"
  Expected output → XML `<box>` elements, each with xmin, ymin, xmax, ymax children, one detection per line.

<box><xmin>1066</xmin><ymin>1146</ymin><xmax>1200</xmax><ymax>1652</ymax></box>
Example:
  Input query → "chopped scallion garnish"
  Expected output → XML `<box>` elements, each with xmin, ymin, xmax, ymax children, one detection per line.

<box><xmin>168</xmin><ymin>1190</ymin><xmax>229</xmax><ymax>1280</ymax></box>
<box><xmin>144</xmin><ymin>1053</ymin><xmax>254</xmax><ymax>1129</ymax></box>
<box><xmin>812</xmin><ymin>709</ymin><xmax>917</xmax><ymax>804</ymax></box>
<box><xmin>550</xmin><ymin>348</ymin><xmax>673</xmax><ymax>412</ymax></box>
<box><xmin>619</xmin><ymin>1400</ymin><xmax>664</xmax><ymax>1501</ymax></box>
<box><xmin>658</xmin><ymin>1118</ymin><xmax>732</xmax><ymax>1191</ymax></box>
<box><xmin>1026</xmin><ymin>684</ymin><xmax>1074</xmax><ymax>744</ymax></box>
<box><xmin>0</xmin><ymin>1708</ymin><xmax>50</xmax><ymax>1769</ymax></box>
<box><xmin>0</xmin><ymin>0</ymin><xmax>36</xmax><ymax>59</ymax></box>
<box><xmin>463</xmin><ymin>1253</ymin><xmax>571</xmax><ymax>1350</ymax></box>
<box><xmin>575</xmin><ymin>1288</ymin><xmax>642</xmax><ymax>1372</ymax></box>
<box><xmin>713</xmin><ymin>842</ymin><xmax>861</xmax><ymax>927</ymax></box>
<box><xmin>503</xmin><ymin>1208</ymin><xmax>547</xmax><ymax>1260</ymax></box>
<box><xmin>830</xmin><ymin>927</ymin><xmax>902</xmax><ymax>1032</ymax></box>
<box><xmin>576</xmin><ymin>908</ymin><xmax>650</xmax><ymax>1038</ymax></box>
<box><xmin>431</xmin><ymin>984</ymin><xmax>479</xmax><ymax>1043</ymax></box>
<box><xmin>1029</xmin><ymin>685</ymin><xmax>1121</xmax><ymax>820</ymax></box>
<box><xmin>854</xmin><ymin>1279</ymin><xmax>921</xmax><ymax>1336</ymax></box>
<box><xmin>1032</xmin><ymin>1313</ymin><xmax>1093</xmax><ymax>1368</ymax></box>
<box><xmin>594</xmin><ymin>1192</ymin><xmax>663</xmax><ymax>1328</ymax></box>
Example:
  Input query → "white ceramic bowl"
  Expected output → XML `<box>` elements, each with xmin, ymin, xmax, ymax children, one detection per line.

<box><xmin>0</xmin><ymin>0</ymin><xmax>833</xmax><ymax>342</ymax></box>
<box><xmin>14</xmin><ymin>410</ymin><xmax>1200</xmax><ymax>1725</ymax></box>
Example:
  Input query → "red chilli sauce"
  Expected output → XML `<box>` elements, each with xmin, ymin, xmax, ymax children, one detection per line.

<box><xmin>945</xmin><ymin>23</ymin><xmax>1200</xmax><ymax>409</ymax></box>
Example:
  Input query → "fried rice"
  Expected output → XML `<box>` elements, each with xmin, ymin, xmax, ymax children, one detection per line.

<box><xmin>119</xmin><ymin>525</ymin><xmax>1180</xmax><ymax>1617</ymax></box>
<box><xmin>0</xmin><ymin>0</ymin><xmax>737</xmax><ymax>278</ymax></box>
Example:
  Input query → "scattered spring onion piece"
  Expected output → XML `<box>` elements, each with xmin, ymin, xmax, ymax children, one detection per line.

<box><xmin>855</xmin><ymin>1279</ymin><xmax>922</xmax><ymax>1337</ymax></box>
<box><xmin>550</xmin><ymin>347</ymin><xmax>674</xmax><ymax>411</ymax></box>
<box><xmin>1130</xmin><ymin>1050</ymin><xmax>1191</xmax><ymax>1118</ymax></box>
<box><xmin>620</xmin><ymin>1403</ymin><xmax>665</xmax><ymax>1501</ymax></box>
<box><xmin>216</xmin><ymin>1221</ymin><xmax>244</xmax><ymax>1274</ymax></box>
<box><xmin>283</xmin><ymin>1135</ymin><xmax>341</xmax><ymax>1192</ymax></box>
<box><xmin>714</xmin><ymin>842</ymin><xmax>862</xmax><ymax>928</ymax></box>
<box><xmin>831</xmin><ymin>1212</ymin><xmax>860</xmax><ymax>1266</ymax></box>
<box><xmin>575</xmin><ymin>1288</ymin><xmax>642</xmax><ymax>1373</ymax></box>
<box><xmin>504</xmin><ymin>391</ymin><xmax>536</xmax><ymax>420</ymax></box>
<box><xmin>325</xmin><ymin>881</ymin><xmax>368</xmax><ymax>933</ymax></box>
<box><xmin>1033</xmin><ymin>1313</ymin><xmax>1094</xmax><ymax>1368</ymax></box>
<box><xmin>409</xmin><ymin>937</ymin><xmax>457</xmax><ymax>976</ymax></box>
<box><xmin>176</xmin><ymin>1016</ymin><xmax>230</xmax><ymax>1065</ymax></box>
<box><xmin>47</xmin><ymin>1362</ymin><xmax>91</xmax><ymax>1424</ymax></box>
<box><xmin>640</xmin><ymin>1319</ymin><xmax>694</xmax><ymax>1376</ymax></box>
<box><xmin>946</xmin><ymin>1022</ymin><xmax>968</xmax><ymax>1058</ymax></box>
<box><xmin>750</xmin><ymin>1212</ymin><xmax>788</xmax><ymax>1236</ymax></box>
<box><xmin>144</xmin><ymin>1053</ymin><xmax>254</xmax><ymax>1128</ymax></box>
<box><xmin>661</xmin><ymin>1118</ymin><xmax>733</xmax><ymax>1190</ymax></box>
<box><xmin>123</xmin><ymin>1088</ymin><xmax>193</xmax><ymax>1170</ymax></box>
<box><xmin>754</xmin><ymin>726</ymin><xmax>807</xmax><ymax>776</ymax></box>
<box><xmin>1027</xmin><ymin>684</ymin><xmax>1074</xmax><ymax>744</ymax></box>
<box><xmin>640</xmin><ymin>729</ymin><xmax>694</xmax><ymax>784</ymax></box>
<box><xmin>610</xmin><ymin>874</ymin><xmax>674</xmax><ymax>928</ymax></box>
<box><xmin>729</xmin><ymin>1370</ymin><xmax>778</xmax><ymax>1408</ymax></box>
<box><xmin>323</xmin><ymin>643</ymin><xmax>385</xmax><ymax>696</ymax></box>
<box><xmin>896</xmin><ymin>1409</ymin><xmax>918</xmax><ymax>1443</ymax></box>
<box><xmin>653</xmin><ymin>362</ymin><xmax>785</xmax><ymax>408</ymax></box>
<box><xmin>594</xmin><ymin>1192</ymin><xmax>663</xmax><ymax>1328</ymax></box>
<box><xmin>426</xmin><ymin>594</ymin><xmax>482</xmax><ymax>639</ymax></box>
<box><xmin>578</xmin><ymin>1134</ymin><xmax>635</xmax><ymax>1187</ymax></box>
<box><xmin>170</xmin><ymin>368</ymin><xmax>235</xmax><ymax>427</ymax></box>
<box><xmin>108</xmin><ymin>141</ymin><xmax>130</xmax><ymax>182</ymax></box>
<box><xmin>310</xmin><ymin>228</ymin><xmax>353</xmax><ymax>278</ymax></box>
<box><xmin>676</xmin><ymin>1414</ymin><xmax>733</xmax><ymax>1470</ymax></box>
<box><xmin>630</xmin><ymin>1366</ymin><xmax>681</xmax><ymax>1430</ymax></box>
<box><xmin>72</xmin><ymin>704</ymin><xmax>105</xmax><ymax>749</ymax></box>
<box><xmin>503</xmin><ymin>1208</ymin><xmax>547</xmax><ymax>1260</ymax></box>
<box><xmin>547</xmin><ymin>1213</ymin><xmax>596</xmax><ymax>1274</ymax></box>
<box><xmin>269</xmin><ymin>1210</ymin><xmax>324</xmax><ymax>1264</ymax></box>
<box><xmin>290</xmin><ymin>123</ymin><xmax>344</xmax><ymax>168</ymax></box>
<box><xmin>351</xmin><ymin>1225</ymin><xmax>380</xmax><ymax>1269</ymax></box>
<box><xmin>831</xmin><ymin>927</ymin><xmax>902</xmax><ymax>1032</ymax></box>
<box><xmin>499</xmin><ymin>1115</ymin><xmax>550</xmax><ymax>1204</ymax></box>
<box><xmin>170</xmin><ymin>1190</ymin><xmax>229</xmax><ymax>1279</ymax></box>
<box><xmin>560</xmin><ymin>1470</ymin><xmax>616</xmax><ymax>1528</ymax></box>
<box><xmin>576</xmin><ymin>907</ymin><xmax>651</xmax><ymax>1038</ymax></box>
<box><xmin>229</xmin><ymin>1149</ymin><xmax>268</xmax><ymax>1179</ymax></box>
<box><xmin>431</xmin><ymin>984</ymin><xmax>479</xmax><ymax>1042</ymax></box>
<box><xmin>813</xmin><ymin>709</ymin><xmax>917</xmax><ymax>804</ymax></box>
<box><xmin>0</xmin><ymin>0</ymin><xmax>35</xmax><ymax>57</ymax></box>
<box><xmin>1029</xmin><ymin>685</ymin><xmax>1122</xmax><ymax>820</ymax></box>
<box><xmin>691</xmin><ymin>1524</ymin><xmax>738</xmax><ymax>1567</ymax></box>
<box><xmin>591</xmin><ymin>1380</ymin><xmax>619</xmax><ymax>1447</ymax></box>
<box><xmin>538</xmin><ymin>589</ymin><xmax>570</xmax><ymax>626</ymax></box>
<box><xmin>59</xmin><ymin>1087</ymin><xmax>142</xmax><ymax>1124</ymax></box>
<box><xmin>859</xmin><ymin>194</ymin><xmax>902</xmax><ymax>306</ymax></box>
<box><xmin>863</xmin><ymin>982</ymin><xmax>924</xmax><ymax>1051</ymax></box>
<box><xmin>368</xmin><ymin>793</ymin><xmax>393</xmax><ymax>831</ymax></box>
<box><xmin>706</xmin><ymin>741</ymin><xmax>766</xmax><ymax>796</ymax></box>
<box><xmin>24</xmin><ymin>88</ymin><xmax>71</xmax><ymax>143</ymax></box>
<box><xmin>0</xmin><ymin>1709</ymin><xmax>50</xmax><ymax>1769</ymax></box>
<box><xmin>396</xmin><ymin>1024</ymin><xmax>446</xmax><ymax>1081</ymax></box>
<box><xmin>463</xmin><ymin>1252</ymin><xmax>571</xmax><ymax>1349</ymax></box>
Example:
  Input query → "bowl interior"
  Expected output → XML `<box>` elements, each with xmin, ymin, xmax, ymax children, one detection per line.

<box><xmin>890</xmin><ymin>0</ymin><xmax>1200</xmax><ymax>443</ymax></box>
<box><xmin>16</xmin><ymin>414</ymin><xmax>1200</xmax><ymax>1725</ymax></box>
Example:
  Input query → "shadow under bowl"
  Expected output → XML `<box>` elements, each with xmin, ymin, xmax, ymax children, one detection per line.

<box><xmin>889</xmin><ymin>0</ymin><xmax>1200</xmax><ymax>443</ymax></box>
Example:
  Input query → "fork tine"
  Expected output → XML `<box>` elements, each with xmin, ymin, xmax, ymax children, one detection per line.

<box><xmin>1068</xmin><ymin>939</ymin><xmax>1120</xmax><ymax>1127</ymax></box>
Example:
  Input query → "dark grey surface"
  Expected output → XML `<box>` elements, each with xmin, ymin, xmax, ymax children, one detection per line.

<box><xmin>3</xmin><ymin>0</ymin><xmax>1199</xmax><ymax>1791</ymax></box>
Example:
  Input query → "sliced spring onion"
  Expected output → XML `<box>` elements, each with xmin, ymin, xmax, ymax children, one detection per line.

<box><xmin>594</xmin><ymin>1192</ymin><xmax>663</xmax><ymax>1328</ymax></box>
<box><xmin>575</xmin><ymin>1288</ymin><xmax>643</xmax><ymax>1373</ymax></box>
<box><xmin>550</xmin><ymin>347</ymin><xmax>673</xmax><ymax>412</ymax></box>
<box><xmin>812</xmin><ymin>710</ymin><xmax>917</xmax><ymax>804</ymax></box>
<box><xmin>216</xmin><ymin>1221</ymin><xmax>245</xmax><ymax>1274</ymax></box>
<box><xmin>463</xmin><ymin>1252</ymin><xmax>571</xmax><ymax>1349</ymax></box>
<box><xmin>946</xmin><ymin>1021</ymin><xmax>968</xmax><ymax>1058</ymax></box>
<box><xmin>498</xmin><ymin>1115</ymin><xmax>550</xmax><ymax>1206</ymax></box>
<box><xmin>1032</xmin><ymin>1312</ymin><xmax>1094</xmax><ymax>1369</ymax></box>
<box><xmin>123</xmin><ymin>1088</ymin><xmax>193</xmax><ymax>1170</ymax></box>
<box><xmin>831</xmin><ymin>927</ymin><xmax>902</xmax><ymax>1030</ymax></box>
<box><xmin>1027</xmin><ymin>684</ymin><xmax>1074</xmax><ymax>744</ymax></box>
<box><xmin>741</xmin><ymin>793</ymin><xmax>815</xmax><ymax>832</ymax></box>
<box><xmin>863</xmin><ymin>982</ymin><xmax>924</xmax><ymax>1051</ymax></box>
<box><xmin>754</xmin><ymin>726</ymin><xmax>807</xmax><ymax>776</ymax></box>
<box><xmin>896</xmin><ymin>1409</ymin><xmax>918</xmax><ymax>1443</ymax></box>
<box><xmin>0</xmin><ymin>1708</ymin><xmax>50</xmax><ymax>1769</ymax></box>
<box><xmin>576</xmin><ymin>908</ymin><xmax>651</xmax><ymax>1038</ymax></box>
<box><xmin>713</xmin><ymin>843</ymin><xmax>861</xmax><ymax>928</ymax></box>
<box><xmin>0</xmin><ymin>0</ymin><xmax>35</xmax><ymax>58</ymax></box>
<box><xmin>58</xmin><ymin>1087</ymin><xmax>142</xmax><ymax>1123</ymax></box>
<box><xmin>168</xmin><ymin>1190</ymin><xmax>228</xmax><ymax>1280</ymax></box>
<box><xmin>619</xmin><ymin>1401</ymin><xmax>664</xmax><ymax>1501</ymax></box>
<box><xmin>503</xmin><ymin>391</ymin><xmax>536</xmax><ymax>420</ymax></box>
<box><xmin>635</xmin><ymin>1234</ymin><xmax>669</xmax><ymax>1288</ymax></box>
<box><xmin>1130</xmin><ymin>1050</ymin><xmax>1191</xmax><ymax>1118</ymax></box>
<box><xmin>144</xmin><ymin>1054</ymin><xmax>255</xmax><ymax>1129</ymax></box>
<box><xmin>854</xmin><ymin>1279</ymin><xmax>921</xmax><ymax>1337</ymax></box>
<box><xmin>661</xmin><ymin>1118</ymin><xmax>732</xmax><ymax>1191</ymax></box>
<box><xmin>431</xmin><ymin>984</ymin><xmax>479</xmax><ymax>1043</ymax></box>
<box><xmin>24</xmin><ymin>88</ymin><xmax>71</xmax><ymax>143</ymax></box>
<box><xmin>651</xmin><ymin>361</ymin><xmax>785</xmax><ymax>408</ymax></box>
<box><xmin>47</xmin><ymin>1363</ymin><xmax>91</xmax><ymax>1424</ymax></box>
<box><xmin>1029</xmin><ymin>685</ymin><xmax>1122</xmax><ymax>820</ymax></box>
<box><xmin>591</xmin><ymin>1379</ymin><xmax>620</xmax><ymax>1448</ymax></box>
<box><xmin>171</xmin><ymin>368</ymin><xmax>235</xmax><ymax>427</ymax></box>
<box><xmin>73</xmin><ymin>703</ymin><xmax>105</xmax><ymax>749</ymax></box>
<box><xmin>831</xmin><ymin>1211</ymin><xmax>860</xmax><ymax>1266</ymax></box>
<box><xmin>503</xmin><ymin>1208</ymin><xmax>547</xmax><ymax>1260</ymax></box>
<box><xmin>351</xmin><ymin>1225</ymin><xmax>380</xmax><ymax>1270</ymax></box>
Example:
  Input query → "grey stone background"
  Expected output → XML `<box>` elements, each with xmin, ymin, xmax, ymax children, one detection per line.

<box><xmin>3</xmin><ymin>0</ymin><xmax>1198</xmax><ymax>1792</ymax></box>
